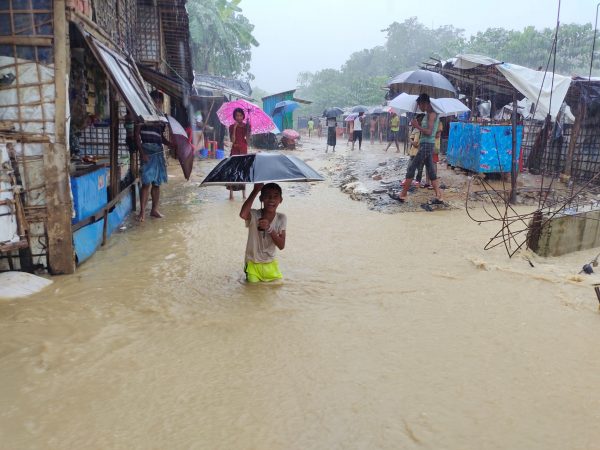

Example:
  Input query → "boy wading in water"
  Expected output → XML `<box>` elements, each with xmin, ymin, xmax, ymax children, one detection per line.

<box><xmin>239</xmin><ymin>183</ymin><xmax>286</xmax><ymax>283</ymax></box>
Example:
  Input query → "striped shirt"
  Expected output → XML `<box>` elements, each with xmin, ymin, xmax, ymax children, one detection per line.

<box><xmin>140</xmin><ymin>123</ymin><xmax>165</xmax><ymax>145</ymax></box>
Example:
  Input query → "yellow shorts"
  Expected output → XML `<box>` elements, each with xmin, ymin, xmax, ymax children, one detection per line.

<box><xmin>245</xmin><ymin>260</ymin><xmax>283</xmax><ymax>283</ymax></box>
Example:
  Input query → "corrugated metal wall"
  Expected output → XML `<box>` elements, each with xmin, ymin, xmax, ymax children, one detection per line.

<box><xmin>262</xmin><ymin>91</ymin><xmax>294</xmax><ymax>131</ymax></box>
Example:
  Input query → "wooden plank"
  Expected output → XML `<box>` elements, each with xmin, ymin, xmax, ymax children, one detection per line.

<box><xmin>0</xmin><ymin>36</ymin><xmax>53</xmax><ymax>46</ymax></box>
<box><xmin>71</xmin><ymin>179</ymin><xmax>137</xmax><ymax>232</ymax></box>
<box><xmin>44</xmin><ymin>0</ymin><xmax>75</xmax><ymax>274</ymax></box>
<box><xmin>0</xmin><ymin>240</ymin><xmax>29</xmax><ymax>253</ymax></box>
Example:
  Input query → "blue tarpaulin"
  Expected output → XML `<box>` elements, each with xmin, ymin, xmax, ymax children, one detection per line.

<box><xmin>447</xmin><ymin>122</ymin><xmax>523</xmax><ymax>173</ymax></box>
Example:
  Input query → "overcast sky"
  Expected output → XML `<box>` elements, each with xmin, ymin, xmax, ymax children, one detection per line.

<box><xmin>241</xmin><ymin>0</ymin><xmax>597</xmax><ymax>93</ymax></box>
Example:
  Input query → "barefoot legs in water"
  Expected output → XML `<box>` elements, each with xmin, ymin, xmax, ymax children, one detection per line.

<box><xmin>138</xmin><ymin>183</ymin><xmax>151</xmax><ymax>221</ymax></box>
<box><xmin>398</xmin><ymin>177</ymin><xmax>443</xmax><ymax>202</ymax></box>
<box><xmin>138</xmin><ymin>184</ymin><xmax>164</xmax><ymax>221</ymax></box>
<box><xmin>229</xmin><ymin>187</ymin><xmax>246</xmax><ymax>200</ymax></box>
<box><xmin>150</xmin><ymin>184</ymin><xmax>163</xmax><ymax>218</ymax></box>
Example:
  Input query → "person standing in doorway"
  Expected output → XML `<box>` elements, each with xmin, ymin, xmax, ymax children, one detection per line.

<box><xmin>351</xmin><ymin>111</ymin><xmax>364</xmax><ymax>151</ymax></box>
<box><xmin>385</xmin><ymin>111</ymin><xmax>401</xmax><ymax>152</ymax></box>
<box><xmin>135</xmin><ymin>90</ymin><xmax>170</xmax><ymax>222</ymax></box>
<box><xmin>307</xmin><ymin>117</ymin><xmax>314</xmax><ymax>138</ymax></box>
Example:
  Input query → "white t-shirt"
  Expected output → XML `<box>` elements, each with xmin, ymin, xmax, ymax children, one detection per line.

<box><xmin>353</xmin><ymin>116</ymin><xmax>362</xmax><ymax>131</ymax></box>
<box><xmin>245</xmin><ymin>209</ymin><xmax>287</xmax><ymax>263</ymax></box>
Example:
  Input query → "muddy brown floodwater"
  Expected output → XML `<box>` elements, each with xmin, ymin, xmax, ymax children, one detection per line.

<box><xmin>2</xmin><ymin>137</ymin><xmax>600</xmax><ymax>449</ymax></box>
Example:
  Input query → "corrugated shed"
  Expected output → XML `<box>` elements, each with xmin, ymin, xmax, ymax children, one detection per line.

<box><xmin>262</xmin><ymin>90</ymin><xmax>295</xmax><ymax>131</ymax></box>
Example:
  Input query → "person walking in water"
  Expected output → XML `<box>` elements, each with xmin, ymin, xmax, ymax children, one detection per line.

<box><xmin>369</xmin><ymin>115</ymin><xmax>377</xmax><ymax>145</ymax></box>
<box><xmin>326</xmin><ymin>116</ymin><xmax>336</xmax><ymax>153</ymax></box>
<box><xmin>307</xmin><ymin>117</ymin><xmax>314</xmax><ymax>138</ymax></box>
<box><xmin>228</xmin><ymin>107</ymin><xmax>250</xmax><ymax>200</ymax></box>
<box><xmin>385</xmin><ymin>111</ymin><xmax>401</xmax><ymax>152</ymax></box>
<box><xmin>135</xmin><ymin>90</ymin><xmax>171</xmax><ymax>221</ymax></box>
<box><xmin>392</xmin><ymin>94</ymin><xmax>443</xmax><ymax>203</ymax></box>
<box><xmin>239</xmin><ymin>183</ymin><xmax>286</xmax><ymax>283</ymax></box>
<box><xmin>351</xmin><ymin>111</ymin><xmax>364</xmax><ymax>151</ymax></box>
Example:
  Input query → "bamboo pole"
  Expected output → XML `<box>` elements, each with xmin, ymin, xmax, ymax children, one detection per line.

<box><xmin>510</xmin><ymin>93</ymin><xmax>518</xmax><ymax>204</ymax></box>
<box><xmin>44</xmin><ymin>0</ymin><xmax>75</xmax><ymax>274</ymax></box>
<box><xmin>561</xmin><ymin>101</ymin><xmax>586</xmax><ymax>182</ymax></box>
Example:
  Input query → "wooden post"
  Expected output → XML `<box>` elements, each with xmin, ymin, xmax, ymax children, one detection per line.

<box><xmin>510</xmin><ymin>92</ymin><xmax>518</xmax><ymax>204</ymax></box>
<box><xmin>109</xmin><ymin>85</ymin><xmax>119</xmax><ymax>200</ymax></box>
<box><xmin>561</xmin><ymin>101</ymin><xmax>586</xmax><ymax>182</ymax></box>
<box><xmin>44</xmin><ymin>0</ymin><xmax>75</xmax><ymax>274</ymax></box>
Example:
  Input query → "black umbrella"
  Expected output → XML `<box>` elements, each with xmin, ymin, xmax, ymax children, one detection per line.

<box><xmin>351</xmin><ymin>105</ymin><xmax>369</xmax><ymax>113</ymax></box>
<box><xmin>323</xmin><ymin>107</ymin><xmax>344</xmax><ymax>118</ymax></box>
<box><xmin>387</xmin><ymin>69</ymin><xmax>456</xmax><ymax>98</ymax></box>
<box><xmin>200</xmin><ymin>153</ymin><xmax>325</xmax><ymax>186</ymax></box>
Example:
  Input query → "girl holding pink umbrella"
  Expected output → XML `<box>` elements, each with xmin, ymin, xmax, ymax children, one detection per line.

<box><xmin>228</xmin><ymin>107</ymin><xmax>251</xmax><ymax>200</ymax></box>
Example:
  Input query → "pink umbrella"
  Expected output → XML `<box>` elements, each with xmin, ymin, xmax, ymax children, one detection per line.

<box><xmin>282</xmin><ymin>129</ymin><xmax>299</xmax><ymax>140</ymax></box>
<box><xmin>167</xmin><ymin>115</ymin><xmax>194</xmax><ymax>180</ymax></box>
<box><xmin>216</xmin><ymin>99</ymin><xmax>277</xmax><ymax>135</ymax></box>
<box><xmin>345</xmin><ymin>113</ymin><xmax>358</xmax><ymax>122</ymax></box>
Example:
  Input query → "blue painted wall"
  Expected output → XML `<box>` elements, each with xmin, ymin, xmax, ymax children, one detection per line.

<box><xmin>73</xmin><ymin>189</ymin><xmax>134</xmax><ymax>265</ymax></box>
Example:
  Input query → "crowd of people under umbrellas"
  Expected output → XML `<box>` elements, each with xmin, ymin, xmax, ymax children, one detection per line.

<box><xmin>323</xmin><ymin>94</ymin><xmax>446</xmax><ymax>204</ymax></box>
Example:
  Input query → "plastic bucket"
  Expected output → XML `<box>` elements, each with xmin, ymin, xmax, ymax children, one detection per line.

<box><xmin>199</xmin><ymin>148</ymin><xmax>208</xmax><ymax>158</ymax></box>
<box><xmin>215</xmin><ymin>149</ymin><xmax>225</xmax><ymax>159</ymax></box>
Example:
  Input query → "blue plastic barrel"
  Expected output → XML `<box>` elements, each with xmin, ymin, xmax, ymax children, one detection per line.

<box><xmin>199</xmin><ymin>148</ymin><xmax>208</xmax><ymax>158</ymax></box>
<box><xmin>215</xmin><ymin>149</ymin><xmax>225</xmax><ymax>159</ymax></box>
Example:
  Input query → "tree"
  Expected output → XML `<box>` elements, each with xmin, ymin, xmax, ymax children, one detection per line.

<box><xmin>188</xmin><ymin>0</ymin><xmax>259</xmax><ymax>80</ymax></box>
<box><xmin>465</xmin><ymin>23</ymin><xmax>599</xmax><ymax>75</ymax></box>
<box><xmin>250</xmin><ymin>86</ymin><xmax>270</xmax><ymax>103</ymax></box>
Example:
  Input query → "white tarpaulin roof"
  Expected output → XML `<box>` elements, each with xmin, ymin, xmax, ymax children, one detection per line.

<box><xmin>451</xmin><ymin>54</ymin><xmax>572</xmax><ymax>120</ymax></box>
<box><xmin>495</xmin><ymin>98</ymin><xmax>575</xmax><ymax>123</ymax></box>
<box><xmin>453</xmin><ymin>54</ymin><xmax>502</xmax><ymax>70</ymax></box>
<box><xmin>497</xmin><ymin>63</ymin><xmax>571</xmax><ymax>120</ymax></box>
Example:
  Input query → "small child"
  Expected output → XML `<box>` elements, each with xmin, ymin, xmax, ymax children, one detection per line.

<box><xmin>239</xmin><ymin>183</ymin><xmax>286</xmax><ymax>283</ymax></box>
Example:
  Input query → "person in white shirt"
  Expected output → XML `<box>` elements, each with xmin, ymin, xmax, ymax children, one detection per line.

<box><xmin>351</xmin><ymin>111</ymin><xmax>364</xmax><ymax>151</ymax></box>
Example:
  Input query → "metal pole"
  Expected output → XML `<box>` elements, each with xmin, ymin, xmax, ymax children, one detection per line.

<box><xmin>590</xmin><ymin>2</ymin><xmax>600</xmax><ymax>81</ymax></box>
<box><xmin>510</xmin><ymin>92</ymin><xmax>518</xmax><ymax>204</ymax></box>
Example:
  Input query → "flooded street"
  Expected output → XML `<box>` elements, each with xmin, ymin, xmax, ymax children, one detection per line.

<box><xmin>2</xmin><ymin>139</ymin><xmax>600</xmax><ymax>449</ymax></box>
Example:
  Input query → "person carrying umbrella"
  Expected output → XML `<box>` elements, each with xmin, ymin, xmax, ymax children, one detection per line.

<box><xmin>227</xmin><ymin>107</ymin><xmax>251</xmax><ymax>200</ymax></box>
<box><xmin>239</xmin><ymin>183</ymin><xmax>286</xmax><ymax>283</ymax></box>
<box><xmin>393</xmin><ymin>94</ymin><xmax>443</xmax><ymax>203</ymax></box>
<box><xmin>326</xmin><ymin>116</ymin><xmax>337</xmax><ymax>153</ymax></box>
<box><xmin>135</xmin><ymin>90</ymin><xmax>172</xmax><ymax>221</ymax></box>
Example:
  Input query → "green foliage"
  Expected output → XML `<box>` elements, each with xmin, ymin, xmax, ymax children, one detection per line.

<box><xmin>250</xmin><ymin>86</ymin><xmax>271</xmax><ymax>103</ymax></box>
<box><xmin>188</xmin><ymin>0</ymin><xmax>259</xmax><ymax>80</ymax></box>
<box><xmin>466</xmin><ymin>23</ymin><xmax>597</xmax><ymax>75</ymax></box>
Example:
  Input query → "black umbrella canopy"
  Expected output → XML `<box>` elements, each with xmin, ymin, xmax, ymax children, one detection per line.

<box><xmin>388</xmin><ymin>69</ymin><xmax>457</xmax><ymax>98</ymax></box>
<box><xmin>201</xmin><ymin>153</ymin><xmax>325</xmax><ymax>186</ymax></box>
<box><xmin>351</xmin><ymin>105</ymin><xmax>369</xmax><ymax>113</ymax></box>
<box><xmin>323</xmin><ymin>107</ymin><xmax>344</xmax><ymax>118</ymax></box>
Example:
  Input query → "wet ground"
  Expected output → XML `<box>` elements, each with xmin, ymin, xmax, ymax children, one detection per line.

<box><xmin>2</xmin><ymin>136</ymin><xmax>600</xmax><ymax>449</ymax></box>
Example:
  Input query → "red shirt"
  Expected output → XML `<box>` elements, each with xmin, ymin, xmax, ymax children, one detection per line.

<box><xmin>229</xmin><ymin>122</ymin><xmax>248</xmax><ymax>155</ymax></box>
